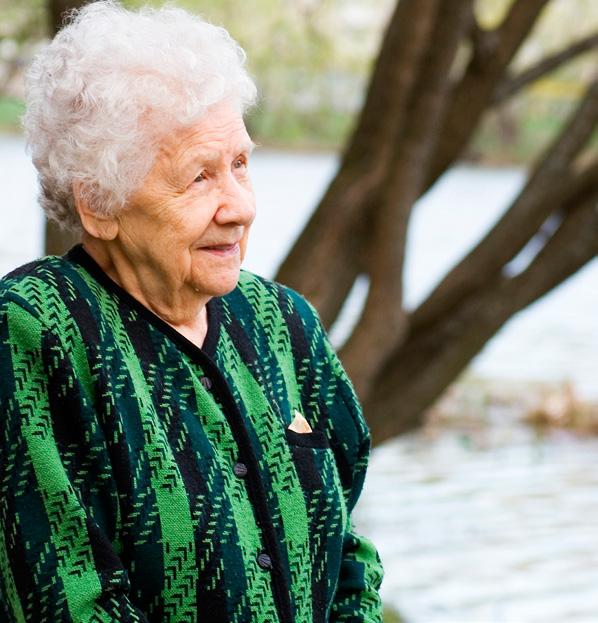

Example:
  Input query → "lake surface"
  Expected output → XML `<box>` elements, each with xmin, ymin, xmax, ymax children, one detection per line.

<box><xmin>362</xmin><ymin>418</ymin><xmax>598</xmax><ymax>622</ymax></box>
<box><xmin>2</xmin><ymin>137</ymin><xmax>597</xmax><ymax>622</ymax></box>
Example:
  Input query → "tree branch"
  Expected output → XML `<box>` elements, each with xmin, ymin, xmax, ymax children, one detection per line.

<box><xmin>413</xmin><ymin>78</ymin><xmax>598</xmax><ymax>330</ymax></box>
<box><xmin>366</xmin><ymin>186</ymin><xmax>598</xmax><ymax>443</ymax></box>
<box><xmin>424</xmin><ymin>0</ymin><xmax>551</xmax><ymax>189</ymax></box>
<box><xmin>274</xmin><ymin>0</ymin><xmax>441</xmax><ymax>323</ymax></box>
<box><xmin>340</xmin><ymin>0</ymin><xmax>441</xmax><ymax>169</ymax></box>
<box><xmin>47</xmin><ymin>0</ymin><xmax>88</xmax><ymax>34</ymax></box>
<box><xmin>469</xmin><ymin>14</ymin><xmax>499</xmax><ymax>72</ymax></box>
<box><xmin>493</xmin><ymin>32</ymin><xmax>598</xmax><ymax>104</ymax></box>
<box><xmin>507</xmin><ymin>194</ymin><xmax>598</xmax><ymax>312</ymax></box>
<box><xmin>338</xmin><ymin>0</ymin><xmax>474</xmax><ymax>401</ymax></box>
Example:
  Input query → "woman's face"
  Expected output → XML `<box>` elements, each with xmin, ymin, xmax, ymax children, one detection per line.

<box><xmin>115</xmin><ymin>99</ymin><xmax>256</xmax><ymax>298</ymax></box>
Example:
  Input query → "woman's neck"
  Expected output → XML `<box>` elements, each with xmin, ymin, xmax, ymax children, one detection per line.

<box><xmin>81</xmin><ymin>237</ymin><xmax>210</xmax><ymax>345</ymax></box>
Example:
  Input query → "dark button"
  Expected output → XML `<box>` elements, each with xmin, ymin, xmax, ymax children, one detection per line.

<box><xmin>257</xmin><ymin>552</ymin><xmax>273</xmax><ymax>570</ymax></box>
<box><xmin>233</xmin><ymin>462</ymin><xmax>248</xmax><ymax>478</ymax></box>
<box><xmin>200</xmin><ymin>376</ymin><xmax>212</xmax><ymax>390</ymax></box>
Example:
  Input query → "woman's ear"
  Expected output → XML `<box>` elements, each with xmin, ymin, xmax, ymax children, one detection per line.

<box><xmin>72</xmin><ymin>181</ymin><xmax>119</xmax><ymax>240</ymax></box>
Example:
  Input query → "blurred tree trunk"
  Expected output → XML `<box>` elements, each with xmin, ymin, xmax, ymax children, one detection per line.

<box><xmin>47</xmin><ymin>0</ymin><xmax>85</xmax><ymax>35</ymax></box>
<box><xmin>275</xmin><ymin>0</ymin><xmax>598</xmax><ymax>445</ymax></box>
<box><xmin>44</xmin><ymin>0</ymin><xmax>88</xmax><ymax>255</ymax></box>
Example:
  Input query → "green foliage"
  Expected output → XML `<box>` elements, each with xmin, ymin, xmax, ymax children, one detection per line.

<box><xmin>119</xmin><ymin>0</ymin><xmax>370</xmax><ymax>149</ymax></box>
<box><xmin>0</xmin><ymin>0</ymin><xmax>47</xmax><ymax>42</ymax></box>
<box><xmin>248</xmin><ymin>104</ymin><xmax>354</xmax><ymax>150</ymax></box>
<box><xmin>0</xmin><ymin>0</ymin><xmax>596</xmax><ymax>159</ymax></box>
<box><xmin>0</xmin><ymin>96</ymin><xmax>24</xmax><ymax>132</ymax></box>
<box><xmin>469</xmin><ymin>91</ymin><xmax>598</xmax><ymax>164</ymax></box>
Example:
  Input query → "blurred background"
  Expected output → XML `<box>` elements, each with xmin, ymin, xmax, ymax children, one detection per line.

<box><xmin>1</xmin><ymin>0</ymin><xmax>598</xmax><ymax>621</ymax></box>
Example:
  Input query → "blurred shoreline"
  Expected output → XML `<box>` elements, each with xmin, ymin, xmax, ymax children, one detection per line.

<box><xmin>428</xmin><ymin>375</ymin><xmax>598</xmax><ymax>438</ymax></box>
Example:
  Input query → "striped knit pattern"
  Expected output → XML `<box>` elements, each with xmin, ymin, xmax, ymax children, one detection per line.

<box><xmin>0</xmin><ymin>243</ymin><xmax>384</xmax><ymax>623</ymax></box>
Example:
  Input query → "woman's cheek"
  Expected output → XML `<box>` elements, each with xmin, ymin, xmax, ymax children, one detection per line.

<box><xmin>171</xmin><ymin>196</ymin><xmax>213</xmax><ymax>231</ymax></box>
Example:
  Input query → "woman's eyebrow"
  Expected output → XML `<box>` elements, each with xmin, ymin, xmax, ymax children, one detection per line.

<box><xmin>176</xmin><ymin>148</ymin><xmax>218</xmax><ymax>172</ymax></box>
<box><xmin>187</xmin><ymin>140</ymin><xmax>256</xmax><ymax>167</ymax></box>
<box><xmin>244</xmin><ymin>139</ymin><xmax>257</xmax><ymax>154</ymax></box>
<box><xmin>229</xmin><ymin>140</ymin><xmax>256</xmax><ymax>157</ymax></box>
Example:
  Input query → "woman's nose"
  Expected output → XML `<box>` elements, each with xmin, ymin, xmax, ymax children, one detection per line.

<box><xmin>215</xmin><ymin>173</ymin><xmax>256</xmax><ymax>225</ymax></box>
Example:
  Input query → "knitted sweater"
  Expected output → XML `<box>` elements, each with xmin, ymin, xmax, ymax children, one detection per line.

<box><xmin>0</xmin><ymin>243</ymin><xmax>384</xmax><ymax>623</ymax></box>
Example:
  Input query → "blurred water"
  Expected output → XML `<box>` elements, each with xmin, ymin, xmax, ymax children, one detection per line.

<box><xmin>0</xmin><ymin>136</ymin><xmax>44</xmax><ymax>271</ymax></box>
<box><xmin>2</xmin><ymin>138</ymin><xmax>598</xmax><ymax>622</ymax></box>
<box><xmin>358</xmin><ymin>420</ymin><xmax>598</xmax><ymax>622</ymax></box>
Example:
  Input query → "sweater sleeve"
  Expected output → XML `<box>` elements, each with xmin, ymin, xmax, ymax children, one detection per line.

<box><xmin>0</xmin><ymin>299</ymin><xmax>149</xmax><ymax>623</ymax></box>
<box><xmin>300</xmin><ymin>298</ymin><xmax>384</xmax><ymax>622</ymax></box>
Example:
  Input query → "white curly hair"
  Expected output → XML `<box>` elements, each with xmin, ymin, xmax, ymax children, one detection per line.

<box><xmin>22</xmin><ymin>0</ymin><xmax>258</xmax><ymax>232</ymax></box>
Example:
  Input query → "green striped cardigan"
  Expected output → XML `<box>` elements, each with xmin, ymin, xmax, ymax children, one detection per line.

<box><xmin>0</xmin><ymin>243</ymin><xmax>384</xmax><ymax>622</ymax></box>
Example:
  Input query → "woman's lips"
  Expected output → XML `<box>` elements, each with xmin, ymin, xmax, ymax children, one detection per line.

<box><xmin>200</xmin><ymin>242</ymin><xmax>240</xmax><ymax>256</ymax></box>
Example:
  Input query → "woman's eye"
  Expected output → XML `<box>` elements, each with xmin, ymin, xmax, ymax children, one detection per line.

<box><xmin>193</xmin><ymin>172</ymin><xmax>206</xmax><ymax>183</ymax></box>
<box><xmin>233</xmin><ymin>157</ymin><xmax>247</xmax><ymax>170</ymax></box>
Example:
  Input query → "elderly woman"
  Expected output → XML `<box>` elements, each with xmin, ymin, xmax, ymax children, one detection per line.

<box><xmin>0</xmin><ymin>2</ymin><xmax>384</xmax><ymax>622</ymax></box>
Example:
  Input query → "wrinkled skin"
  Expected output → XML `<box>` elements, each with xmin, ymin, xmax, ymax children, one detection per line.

<box><xmin>75</xmin><ymin>99</ymin><xmax>256</xmax><ymax>347</ymax></box>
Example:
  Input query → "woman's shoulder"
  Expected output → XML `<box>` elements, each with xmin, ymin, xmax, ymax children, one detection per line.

<box><xmin>236</xmin><ymin>268</ymin><xmax>321</xmax><ymax>329</ymax></box>
<box><xmin>0</xmin><ymin>253</ymin><xmax>76</xmax><ymax>321</ymax></box>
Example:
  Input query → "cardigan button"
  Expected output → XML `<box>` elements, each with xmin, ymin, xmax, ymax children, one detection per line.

<box><xmin>257</xmin><ymin>552</ymin><xmax>273</xmax><ymax>570</ymax></box>
<box><xmin>200</xmin><ymin>376</ymin><xmax>213</xmax><ymax>390</ymax></box>
<box><xmin>233</xmin><ymin>462</ymin><xmax>248</xmax><ymax>478</ymax></box>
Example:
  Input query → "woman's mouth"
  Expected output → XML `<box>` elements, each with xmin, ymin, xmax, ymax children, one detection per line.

<box><xmin>200</xmin><ymin>242</ymin><xmax>240</xmax><ymax>256</ymax></box>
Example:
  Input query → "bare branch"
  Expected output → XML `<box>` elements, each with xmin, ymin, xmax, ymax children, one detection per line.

<box><xmin>341</xmin><ymin>0</ymin><xmax>441</xmax><ymax>168</ymax></box>
<box><xmin>493</xmin><ymin>32</ymin><xmax>598</xmax><ymax>104</ymax></box>
<box><xmin>275</xmin><ymin>0</ymin><xmax>441</xmax><ymax>321</ymax></box>
<box><xmin>47</xmin><ymin>0</ymin><xmax>88</xmax><ymax>34</ymax></box>
<box><xmin>366</xmin><ymin>187</ymin><xmax>598</xmax><ymax>443</ymax></box>
<box><xmin>469</xmin><ymin>14</ymin><xmax>500</xmax><ymax>72</ymax></box>
<box><xmin>425</xmin><ymin>0</ymin><xmax>551</xmax><ymax>188</ymax></box>
<box><xmin>413</xmin><ymin>78</ymin><xmax>598</xmax><ymax>330</ymax></box>
<box><xmin>507</xmin><ymin>195</ymin><xmax>598</xmax><ymax>311</ymax></box>
<box><xmin>339</xmin><ymin>0</ymin><xmax>474</xmax><ymax>401</ymax></box>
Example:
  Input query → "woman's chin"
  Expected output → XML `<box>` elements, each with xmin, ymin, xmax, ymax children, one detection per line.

<box><xmin>191</xmin><ymin>268</ymin><xmax>240</xmax><ymax>297</ymax></box>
